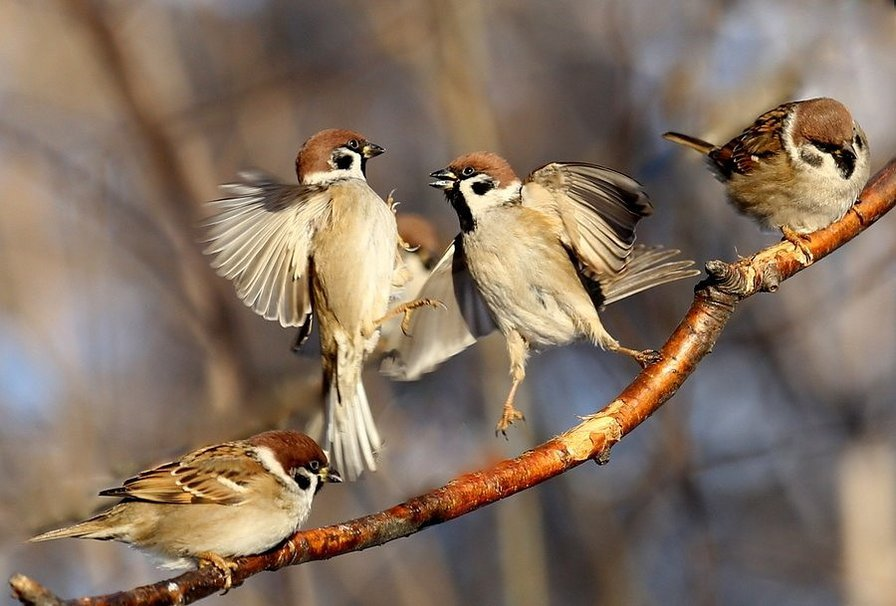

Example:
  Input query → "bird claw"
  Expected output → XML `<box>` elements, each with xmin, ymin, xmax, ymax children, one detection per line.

<box><xmin>197</xmin><ymin>552</ymin><xmax>239</xmax><ymax>593</ymax></box>
<box><xmin>780</xmin><ymin>226</ymin><xmax>814</xmax><ymax>264</ymax></box>
<box><xmin>376</xmin><ymin>297</ymin><xmax>446</xmax><ymax>336</ymax></box>
<box><xmin>495</xmin><ymin>403</ymin><xmax>526</xmax><ymax>438</ymax></box>
<box><xmin>634</xmin><ymin>349</ymin><xmax>663</xmax><ymax>368</ymax></box>
<box><xmin>611</xmin><ymin>344</ymin><xmax>662</xmax><ymax>368</ymax></box>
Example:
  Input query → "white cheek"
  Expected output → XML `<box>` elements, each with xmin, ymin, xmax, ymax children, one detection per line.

<box><xmin>255</xmin><ymin>446</ymin><xmax>296</xmax><ymax>488</ymax></box>
<box><xmin>304</xmin><ymin>166</ymin><xmax>365</xmax><ymax>185</ymax></box>
<box><xmin>783</xmin><ymin>112</ymin><xmax>802</xmax><ymax>166</ymax></box>
<box><xmin>303</xmin><ymin>152</ymin><xmax>366</xmax><ymax>184</ymax></box>
<box><xmin>459</xmin><ymin>179</ymin><xmax>521</xmax><ymax>214</ymax></box>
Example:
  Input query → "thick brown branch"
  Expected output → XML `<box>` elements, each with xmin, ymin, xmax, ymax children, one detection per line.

<box><xmin>11</xmin><ymin>158</ymin><xmax>896</xmax><ymax>606</ymax></box>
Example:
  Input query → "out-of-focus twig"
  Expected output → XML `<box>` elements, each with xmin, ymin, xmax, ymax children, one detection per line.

<box><xmin>9</xmin><ymin>157</ymin><xmax>896</xmax><ymax>605</ymax></box>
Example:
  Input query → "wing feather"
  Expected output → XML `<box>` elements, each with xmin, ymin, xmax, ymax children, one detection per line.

<box><xmin>522</xmin><ymin>162</ymin><xmax>653</xmax><ymax>278</ymax></box>
<box><xmin>202</xmin><ymin>170</ymin><xmax>330</xmax><ymax>327</ymax></box>
<box><xmin>98</xmin><ymin>443</ymin><xmax>266</xmax><ymax>506</ymax></box>
<box><xmin>380</xmin><ymin>237</ymin><xmax>496</xmax><ymax>380</ymax></box>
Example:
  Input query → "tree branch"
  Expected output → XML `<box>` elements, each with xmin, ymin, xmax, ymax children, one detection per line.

<box><xmin>11</xmin><ymin>158</ymin><xmax>896</xmax><ymax>606</ymax></box>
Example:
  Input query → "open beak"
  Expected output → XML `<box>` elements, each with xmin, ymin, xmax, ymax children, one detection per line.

<box><xmin>362</xmin><ymin>142</ymin><xmax>385</xmax><ymax>159</ymax></box>
<box><xmin>429</xmin><ymin>168</ymin><xmax>457</xmax><ymax>190</ymax></box>
<box><xmin>320</xmin><ymin>467</ymin><xmax>343</xmax><ymax>484</ymax></box>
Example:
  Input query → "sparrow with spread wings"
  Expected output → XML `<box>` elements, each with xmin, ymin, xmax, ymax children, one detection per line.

<box><xmin>383</xmin><ymin>152</ymin><xmax>699</xmax><ymax>433</ymax></box>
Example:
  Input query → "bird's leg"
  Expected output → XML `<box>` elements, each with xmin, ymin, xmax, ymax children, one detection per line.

<box><xmin>375</xmin><ymin>298</ymin><xmax>446</xmax><ymax>335</ymax></box>
<box><xmin>496</xmin><ymin>332</ymin><xmax>528</xmax><ymax>436</ymax></box>
<box><xmin>780</xmin><ymin>226</ymin><xmax>814</xmax><ymax>263</ymax></box>
<box><xmin>196</xmin><ymin>551</ymin><xmax>238</xmax><ymax>592</ymax></box>
<box><xmin>587</xmin><ymin>315</ymin><xmax>661</xmax><ymax>369</ymax></box>
<box><xmin>497</xmin><ymin>378</ymin><xmax>526</xmax><ymax>437</ymax></box>
<box><xmin>608</xmin><ymin>344</ymin><xmax>662</xmax><ymax>368</ymax></box>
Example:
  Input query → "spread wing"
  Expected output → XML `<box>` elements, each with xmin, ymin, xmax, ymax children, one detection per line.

<box><xmin>709</xmin><ymin>103</ymin><xmax>793</xmax><ymax>177</ymax></box>
<box><xmin>202</xmin><ymin>170</ymin><xmax>331</xmax><ymax>328</ymax></box>
<box><xmin>98</xmin><ymin>442</ymin><xmax>264</xmax><ymax>506</ymax></box>
<box><xmin>598</xmin><ymin>245</ymin><xmax>700</xmax><ymax>307</ymax></box>
<box><xmin>521</xmin><ymin>162</ymin><xmax>653</xmax><ymax>280</ymax></box>
<box><xmin>380</xmin><ymin>236</ymin><xmax>496</xmax><ymax>380</ymax></box>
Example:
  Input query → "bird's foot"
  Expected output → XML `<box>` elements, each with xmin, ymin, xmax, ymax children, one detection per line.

<box><xmin>781</xmin><ymin>226</ymin><xmax>814</xmax><ymax>264</ymax></box>
<box><xmin>197</xmin><ymin>551</ymin><xmax>238</xmax><ymax>593</ymax></box>
<box><xmin>376</xmin><ymin>298</ymin><xmax>446</xmax><ymax>335</ymax></box>
<box><xmin>612</xmin><ymin>345</ymin><xmax>662</xmax><ymax>368</ymax></box>
<box><xmin>495</xmin><ymin>402</ymin><xmax>526</xmax><ymax>437</ymax></box>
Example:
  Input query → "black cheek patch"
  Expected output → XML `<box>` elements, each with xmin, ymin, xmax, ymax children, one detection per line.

<box><xmin>854</xmin><ymin>134</ymin><xmax>865</xmax><ymax>151</ymax></box>
<box><xmin>471</xmin><ymin>181</ymin><xmax>494</xmax><ymax>196</ymax></box>
<box><xmin>799</xmin><ymin>149</ymin><xmax>823</xmax><ymax>168</ymax></box>
<box><xmin>295</xmin><ymin>473</ymin><xmax>311</xmax><ymax>490</ymax></box>
<box><xmin>335</xmin><ymin>154</ymin><xmax>354</xmax><ymax>171</ymax></box>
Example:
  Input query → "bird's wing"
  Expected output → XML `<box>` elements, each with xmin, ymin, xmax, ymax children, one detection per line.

<box><xmin>598</xmin><ymin>245</ymin><xmax>700</xmax><ymax>307</ymax></box>
<box><xmin>98</xmin><ymin>442</ymin><xmax>267</xmax><ymax>506</ymax></box>
<box><xmin>521</xmin><ymin>162</ymin><xmax>653</xmax><ymax>280</ymax></box>
<box><xmin>202</xmin><ymin>170</ymin><xmax>331</xmax><ymax>328</ymax></box>
<box><xmin>380</xmin><ymin>236</ymin><xmax>496</xmax><ymax>380</ymax></box>
<box><xmin>710</xmin><ymin>103</ymin><xmax>792</xmax><ymax>176</ymax></box>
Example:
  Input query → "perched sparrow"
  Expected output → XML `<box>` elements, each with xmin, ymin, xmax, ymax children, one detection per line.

<box><xmin>203</xmin><ymin>129</ymin><xmax>433</xmax><ymax>480</ymax></box>
<box><xmin>30</xmin><ymin>430</ymin><xmax>341</xmax><ymax>588</ymax></box>
<box><xmin>382</xmin><ymin>152</ymin><xmax>699</xmax><ymax>433</ymax></box>
<box><xmin>663</xmin><ymin>97</ymin><xmax>870</xmax><ymax>239</ymax></box>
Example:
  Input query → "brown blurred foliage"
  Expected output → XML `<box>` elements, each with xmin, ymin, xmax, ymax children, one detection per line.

<box><xmin>3</xmin><ymin>1</ymin><xmax>896</xmax><ymax>605</ymax></box>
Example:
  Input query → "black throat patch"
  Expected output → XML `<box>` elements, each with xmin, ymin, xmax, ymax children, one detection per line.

<box><xmin>447</xmin><ymin>187</ymin><xmax>476</xmax><ymax>233</ymax></box>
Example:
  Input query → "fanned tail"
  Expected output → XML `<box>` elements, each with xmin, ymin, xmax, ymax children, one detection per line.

<box><xmin>602</xmin><ymin>246</ymin><xmax>701</xmax><ymax>305</ymax></box>
<box><xmin>324</xmin><ymin>339</ymin><xmax>382</xmax><ymax>481</ymax></box>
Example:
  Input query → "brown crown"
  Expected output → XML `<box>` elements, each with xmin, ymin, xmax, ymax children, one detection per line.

<box><xmin>295</xmin><ymin>128</ymin><xmax>369</xmax><ymax>182</ymax></box>
<box><xmin>791</xmin><ymin>98</ymin><xmax>855</xmax><ymax>146</ymax></box>
<box><xmin>448</xmin><ymin>151</ymin><xmax>520</xmax><ymax>186</ymax></box>
<box><xmin>248</xmin><ymin>430</ymin><xmax>328</xmax><ymax>472</ymax></box>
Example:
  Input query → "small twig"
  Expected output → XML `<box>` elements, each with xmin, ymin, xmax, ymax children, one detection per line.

<box><xmin>10</xmin><ymin>158</ymin><xmax>896</xmax><ymax>606</ymax></box>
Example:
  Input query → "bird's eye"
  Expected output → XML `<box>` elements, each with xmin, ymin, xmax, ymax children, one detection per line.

<box><xmin>348</xmin><ymin>139</ymin><xmax>360</xmax><ymax>150</ymax></box>
<box><xmin>462</xmin><ymin>166</ymin><xmax>475</xmax><ymax>177</ymax></box>
<box><xmin>308</xmin><ymin>460</ymin><xmax>320</xmax><ymax>472</ymax></box>
<box><xmin>810</xmin><ymin>140</ymin><xmax>839</xmax><ymax>154</ymax></box>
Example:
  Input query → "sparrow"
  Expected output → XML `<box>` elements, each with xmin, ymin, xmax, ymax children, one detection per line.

<box><xmin>382</xmin><ymin>152</ymin><xmax>699</xmax><ymax>433</ymax></box>
<box><xmin>203</xmin><ymin>129</ymin><xmax>435</xmax><ymax>480</ymax></box>
<box><xmin>663</xmin><ymin>97</ymin><xmax>870</xmax><ymax>243</ymax></box>
<box><xmin>30</xmin><ymin>430</ymin><xmax>341</xmax><ymax>589</ymax></box>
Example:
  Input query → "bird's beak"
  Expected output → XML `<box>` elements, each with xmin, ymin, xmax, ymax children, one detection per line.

<box><xmin>362</xmin><ymin>142</ymin><xmax>385</xmax><ymax>159</ymax></box>
<box><xmin>429</xmin><ymin>168</ymin><xmax>457</xmax><ymax>190</ymax></box>
<box><xmin>832</xmin><ymin>143</ymin><xmax>858</xmax><ymax>177</ymax></box>
<box><xmin>320</xmin><ymin>467</ymin><xmax>343</xmax><ymax>484</ymax></box>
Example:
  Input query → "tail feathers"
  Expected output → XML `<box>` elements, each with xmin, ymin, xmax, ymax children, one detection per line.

<box><xmin>30</xmin><ymin>511</ymin><xmax>120</xmax><ymax>543</ymax></box>
<box><xmin>324</xmin><ymin>343</ymin><xmax>382</xmax><ymax>481</ymax></box>
<box><xmin>662</xmin><ymin>131</ymin><xmax>715</xmax><ymax>155</ymax></box>
<box><xmin>602</xmin><ymin>246</ymin><xmax>701</xmax><ymax>305</ymax></box>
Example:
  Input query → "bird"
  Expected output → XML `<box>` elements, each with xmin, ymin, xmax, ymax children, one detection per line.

<box><xmin>30</xmin><ymin>430</ymin><xmax>341</xmax><ymax>589</ymax></box>
<box><xmin>203</xmin><ymin>129</ymin><xmax>436</xmax><ymax>480</ymax></box>
<box><xmin>381</xmin><ymin>152</ymin><xmax>699</xmax><ymax>434</ymax></box>
<box><xmin>663</xmin><ymin>97</ymin><xmax>870</xmax><ymax>246</ymax></box>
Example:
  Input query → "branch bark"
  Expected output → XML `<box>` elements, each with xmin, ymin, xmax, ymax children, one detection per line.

<box><xmin>11</xmin><ymin>158</ymin><xmax>896</xmax><ymax>606</ymax></box>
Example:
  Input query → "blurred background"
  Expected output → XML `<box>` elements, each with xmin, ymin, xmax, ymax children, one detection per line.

<box><xmin>3</xmin><ymin>1</ymin><xmax>896</xmax><ymax>605</ymax></box>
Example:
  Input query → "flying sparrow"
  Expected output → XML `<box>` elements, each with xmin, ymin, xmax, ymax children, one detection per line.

<box><xmin>203</xmin><ymin>129</ymin><xmax>434</xmax><ymax>480</ymax></box>
<box><xmin>663</xmin><ymin>97</ymin><xmax>870</xmax><ymax>243</ymax></box>
<box><xmin>382</xmin><ymin>152</ymin><xmax>699</xmax><ymax>433</ymax></box>
<box><xmin>30</xmin><ymin>430</ymin><xmax>341</xmax><ymax>589</ymax></box>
